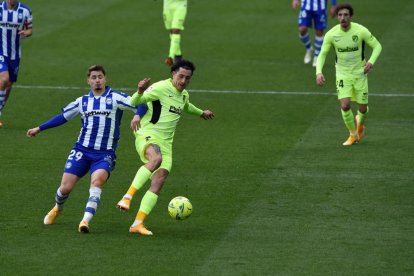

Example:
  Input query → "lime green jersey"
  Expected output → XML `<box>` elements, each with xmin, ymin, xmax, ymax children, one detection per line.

<box><xmin>316</xmin><ymin>22</ymin><xmax>382</xmax><ymax>78</ymax></box>
<box><xmin>131</xmin><ymin>78</ymin><xmax>202</xmax><ymax>143</ymax></box>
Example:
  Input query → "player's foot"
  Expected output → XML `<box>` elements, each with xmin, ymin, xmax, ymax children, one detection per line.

<box><xmin>342</xmin><ymin>133</ymin><xmax>359</xmax><ymax>146</ymax></box>
<box><xmin>116</xmin><ymin>197</ymin><xmax>131</xmax><ymax>211</ymax></box>
<box><xmin>165</xmin><ymin>57</ymin><xmax>173</xmax><ymax>66</ymax></box>
<box><xmin>43</xmin><ymin>206</ymin><xmax>60</xmax><ymax>225</ymax></box>
<box><xmin>78</xmin><ymin>220</ymin><xmax>90</xmax><ymax>233</ymax></box>
<box><xmin>304</xmin><ymin>47</ymin><xmax>313</xmax><ymax>64</ymax></box>
<box><xmin>129</xmin><ymin>223</ymin><xmax>153</xmax><ymax>236</ymax></box>
<box><xmin>355</xmin><ymin>115</ymin><xmax>365</xmax><ymax>139</ymax></box>
<box><xmin>312</xmin><ymin>56</ymin><xmax>318</xmax><ymax>67</ymax></box>
<box><xmin>0</xmin><ymin>120</ymin><xmax>3</xmax><ymax>128</ymax></box>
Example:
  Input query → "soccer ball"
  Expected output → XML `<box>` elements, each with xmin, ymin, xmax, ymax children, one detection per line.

<box><xmin>168</xmin><ymin>196</ymin><xmax>193</xmax><ymax>220</ymax></box>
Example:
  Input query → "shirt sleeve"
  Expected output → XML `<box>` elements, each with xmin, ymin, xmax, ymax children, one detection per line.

<box><xmin>316</xmin><ymin>31</ymin><xmax>333</xmax><ymax>75</ymax></box>
<box><xmin>184</xmin><ymin>102</ymin><xmax>203</xmax><ymax>116</ymax></box>
<box><xmin>130</xmin><ymin>85</ymin><xmax>160</xmax><ymax>105</ymax></box>
<box><xmin>61</xmin><ymin>98</ymin><xmax>81</xmax><ymax>120</ymax></box>
<box><xmin>362</xmin><ymin>28</ymin><xmax>382</xmax><ymax>65</ymax></box>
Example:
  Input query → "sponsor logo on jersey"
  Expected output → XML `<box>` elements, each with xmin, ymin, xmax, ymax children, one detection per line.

<box><xmin>169</xmin><ymin>105</ymin><xmax>182</xmax><ymax>115</ymax></box>
<box><xmin>84</xmin><ymin>110</ymin><xmax>111</xmax><ymax>117</ymax></box>
<box><xmin>338</xmin><ymin>46</ymin><xmax>359</xmax><ymax>52</ymax></box>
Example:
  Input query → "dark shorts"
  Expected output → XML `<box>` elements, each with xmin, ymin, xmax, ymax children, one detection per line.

<box><xmin>63</xmin><ymin>145</ymin><xmax>116</xmax><ymax>177</ymax></box>
<box><xmin>0</xmin><ymin>55</ymin><xmax>20</xmax><ymax>82</ymax></box>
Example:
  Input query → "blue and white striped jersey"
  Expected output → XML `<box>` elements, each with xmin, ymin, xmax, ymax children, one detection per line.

<box><xmin>0</xmin><ymin>1</ymin><xmax>32</xmax><ymax>60</ymax></box>
<box><xmin>300</xmin><ymin>0</ymin><xmax>335</xmax><ymax>12</ymax></box>
<box><xmin>62</xmin><ymin>86</ymin><xmax>137</xmax><ymax>152</ymax></box>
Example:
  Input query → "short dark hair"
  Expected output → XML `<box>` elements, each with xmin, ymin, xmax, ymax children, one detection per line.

<box><xmin>336</xmin><ymin>3</ymin><xmax>354</xmax><ymax>16</ymax></box>
<box><xmin>87</xmin><ymin>64</ymin><xmax>106</xmax><ymax>77</ymax></box>
<box><xmin>171</xmin><ymin>59</ymin><xmax>196</xmax><ymax>75</ymax></box>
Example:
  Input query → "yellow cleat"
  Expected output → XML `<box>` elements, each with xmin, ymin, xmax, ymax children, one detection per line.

<box><xmin>43</xmin><ymin>207</ymin><xmax>60</xmax><ymax>225</ymax></box>
<box><xmin>78</xmin><ymin>220</ymin><xmax>90</xmax><ymax>233</ymax></box>
<box><xmin>116</xmin><ymin>197</ymin><xmax>131</xmax><ymax>211</ymax></box>
<box><xmin>129</xmin><ymin>223</ymin><xmax>153</xmax><ymax>236</ymax></box>
<box><xmin>355</xmin><ymin>115</ymin><xmax>365</xmax><ymax>139</ymax></box>
<box><xmin>342</xmin><ymin>133</ymin><xmax>359</xmax><ymax>146</ymax></box>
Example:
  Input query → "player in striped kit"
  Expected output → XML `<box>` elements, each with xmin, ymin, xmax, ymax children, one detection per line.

<box><xmin>27</xmin><ymin>65</ymin><xmax>146</xmax><ymax>233</ymax></box>
<box><xmin>0</xmin><ymin>0</ymin><xmax>32</xmax><ymax>127</ymax></box>
<box><xmin>292</xmin><ymin>0</ymin><xmax>336</xmax><ymax>67</ymax></box>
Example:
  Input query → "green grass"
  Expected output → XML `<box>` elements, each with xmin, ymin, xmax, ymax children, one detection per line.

<box><xmin>1</xmin><ymin>0</ymin><xmax>413</xmax><ymax>274</ymax></box>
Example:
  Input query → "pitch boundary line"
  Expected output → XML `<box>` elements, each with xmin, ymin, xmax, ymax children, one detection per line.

<box><xmin>14</xmin><ymin>84</ymin><xmax>414</xmax><ymax>97</ymax></box>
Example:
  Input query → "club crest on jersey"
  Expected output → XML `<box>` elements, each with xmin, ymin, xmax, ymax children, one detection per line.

<box><xmin>65</xmin><ymin>162</ymin><xmax>72</xmax><ymax>169</ymax></box>
<box><xmin>106</xmin><ymin>98</ymin><xmax>112</xmax><ymax>105</ymax></box>
<box><xmin>18</xmin><ymin>13</ymin><xmax>23</xmax><ymax>20</ymax></box>
<box><xmin>352</xmin><ymin>35</ymin><xmax>358</xmax><ymax>42</ymax></box>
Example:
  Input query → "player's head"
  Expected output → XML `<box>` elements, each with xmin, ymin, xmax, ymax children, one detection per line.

<box><xmin>87</xmin><ymin>64</ymin><xmax>106</xmax><ymax>93</ymax></box>
<box><xmin>171</xmin><ymin>59</ymin><xmax>196</xmax><ymax>76</ymax></box>
<box><xmin>335</xmin><ymin>3</ymin><xmax>353</xmax><ymax>17</ymax></box>
<box><xmin>171</xmin><ymin>59</ymin><xmax>196</xmax><ymax>91</ymax></box>
<box><xmin>336</xmin><ymin>3</ymin><xmax>353</xmax><ymax>30</ymax></box>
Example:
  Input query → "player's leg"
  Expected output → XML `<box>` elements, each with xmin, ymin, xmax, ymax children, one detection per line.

<box><xmin>78</xmin><ymin>152</ymin><xmax>115</xmax><ymax>233</ymax></box>
<box><xmin>44</xmin><ymin>147</ymin><xmax>89</xmax><ymax>225</ymax></box>
<box><xmin>130</xmin><ymin>145</ymin><xmax>172</xmax><ymax>236</ymax></box>
<box><xmin>129</xmin><ymin>169</ymin><xmax>169</xmax><ymax>236</ymax></box>
<box><xmin>117</xmin><ymin>134</ymin><xmax>161</xmax><ymax>211</ymax></box>
<box><xmin>0</xmin><ymin>57</ymin><xmax>19</xmax><ymax>127</ymax></box>
<box><xmin>297</xmin><ymin>10</ymin><xmax>313</xmax><ymax>64</ymax></box>
<box><xmin>43</xmin><ymin>172</ymin><xmax>80</xmax><ymax>225</ymax></box>
<box><xmin>354</xmin><ymin>76</ymin><xmax>369</xmax><ymax>139</ymax></box>
<box><xmin>165</xmin><ymin>6</ymin><xmax>186</xmax><ymax>65</ymax></box>
<box><xmin>337</xmin><ymin>78</ymin><xmax>359</xmax><ymax>146</ymax></box>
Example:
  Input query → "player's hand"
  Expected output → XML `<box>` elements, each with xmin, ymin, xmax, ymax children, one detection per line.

<box><xmin>18</xmin><ymin>29</ymin><xmax>32</xmax><ymax>38</ymax></box>
<box><xmin>330</xmin><ymin>6</ymin><xmax>337</xmax><ymax>18</ymax></box>
<box><xmin>316</xmin><ymin>73</ymin><xmax>325</xmax><ymax>87</ymax></box>
<box><xmin>26</xmin><ymin>127</ymin><xmax>40</xmax><ymax>137</ymax></box>
<box><xmin>130</xmin><ymin>115</ymin><xmax>141</xmax><ymax>132</ymax></box>
<box><xmin>363</xmin><ymin>63</ymin><xmax>374</xmax><ymax>74</ymax></box>
<box><xmin>137</xmin><ymin>78</ymin><xmax>151</xmax><ymax>94</ymax></box>
<box><xmin>201</xmin><ymin>110</ymin><xmax>214</xmax><ymax>120</ymax></box>
<box><xmin>292</xmin><ymin>0</ymin><xmax>300</xmax><ymax>9</ymax></box>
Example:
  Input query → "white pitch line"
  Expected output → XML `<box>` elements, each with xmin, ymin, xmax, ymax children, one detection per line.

<box><xmin>14</xmin><ymin>84</ymin><xmax>414</xmax><ymax>97</ymax></box>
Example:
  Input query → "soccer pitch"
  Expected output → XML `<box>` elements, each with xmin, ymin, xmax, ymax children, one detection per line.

<box><xmin>0</xmin><ymin>0</ymin><xmax>413</xmax><ymax>274</ymax></box>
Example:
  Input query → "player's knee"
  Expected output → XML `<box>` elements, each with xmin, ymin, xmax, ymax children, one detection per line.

<box><xmin>147</xmin><ymin>156</ymin><xmax>162</xmax><ymax>172</ymax></box>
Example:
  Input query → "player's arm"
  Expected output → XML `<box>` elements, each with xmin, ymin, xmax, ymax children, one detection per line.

<box><xmin>184</xmin><ymin>102</ymin><xmax>214</xmax><ymax>120</ymax></box>
<box><xmin>291</xmin><ymin>0</ymin><xmax>300</xmax><ymax>9</ymax></box>
<box><xmin>316</xmin><ymin>32</ymin><xmax>333</xmax><ymax>86</ymax></box>
<box><xmin>329</xmin><ymin>0</ymin><xmax>337</xmax><ymax>17</ymax></box>
<box><xmin>27</xmin><ymin>99</ymin><xmax>80</xmax><ymax>137</ymax></box>
<box><xmin>27</xmin><ymin>114</ymin><xmax>67</xmax><ymax>137</ymax></box>
<box><xmin>363</xmin><ymin>29</ymin><xmax>382</xmax><ymax>74</ymax></box>
<box><xmin>131</xmin><ymin>104</ymin><xmax>148</xmax><ymax>132</ymax></box>
<box><xmin>20</xmin><ymin>10</ymin><xmax>33</xmax><ymax>38</ymax></box>
<box><xmin>131</xmin><ymin>78</ymin><xmax>157</xmax><ymax>105</ymax></box>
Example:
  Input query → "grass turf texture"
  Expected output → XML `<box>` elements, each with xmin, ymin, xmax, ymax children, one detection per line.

<box><xmin>0</xmin><ymin>0</ymin><xmax>413</xmax><ymax>274</ymax></box>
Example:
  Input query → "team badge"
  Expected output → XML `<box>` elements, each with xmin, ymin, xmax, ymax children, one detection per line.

<box><xmin>65</xmin><ymin>162</ymin><xmax>72</xmax><ymax>169</ymax></box>
<box><xmin>352</xmin><ymin>35</ymin><xmax>358</xmax><ymax>42</ymax></box>
<box><xmin>106</xmin><ymin>98</ymin><xmax>112</xmax><ymax>105</ymax></box>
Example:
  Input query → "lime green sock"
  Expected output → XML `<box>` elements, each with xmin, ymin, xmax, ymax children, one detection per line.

<box><xmin>131</xmin><ymin>166</ymin><xmax>152</xmax><ymax>190</ymax></box>
<box><xmin>139</xmin><ymin>191</ymin><xmax>158</xmax><ymax>215</ymax></box>
<box><xmin>341</xmin><ymin>109</ymin><xmax>356</xmax><ymax>132</ymax></box>
<box><xmin>357</xmin><ymin>107</ymin><xmax>369</xmax><ymax>125</ymax></box>
<box><xmin>169</xmin><ymin>33</ymin><xmax>181</xmax><ymax>58</ymax></box>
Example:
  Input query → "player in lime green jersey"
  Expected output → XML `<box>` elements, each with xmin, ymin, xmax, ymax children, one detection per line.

<box><xmin>316</xmin><ymin>3</ymin><xmax>382</xmax><ymax>146</ymax></box>
<box><xmin>163</xmin><ymin>0</ymin><xmax>188</xmax><ymax>66</ymax></box>
<box><xmin>116</xmin><ymin>59</ymin><xmax>214</xmax><ymax>235</ymax></box>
